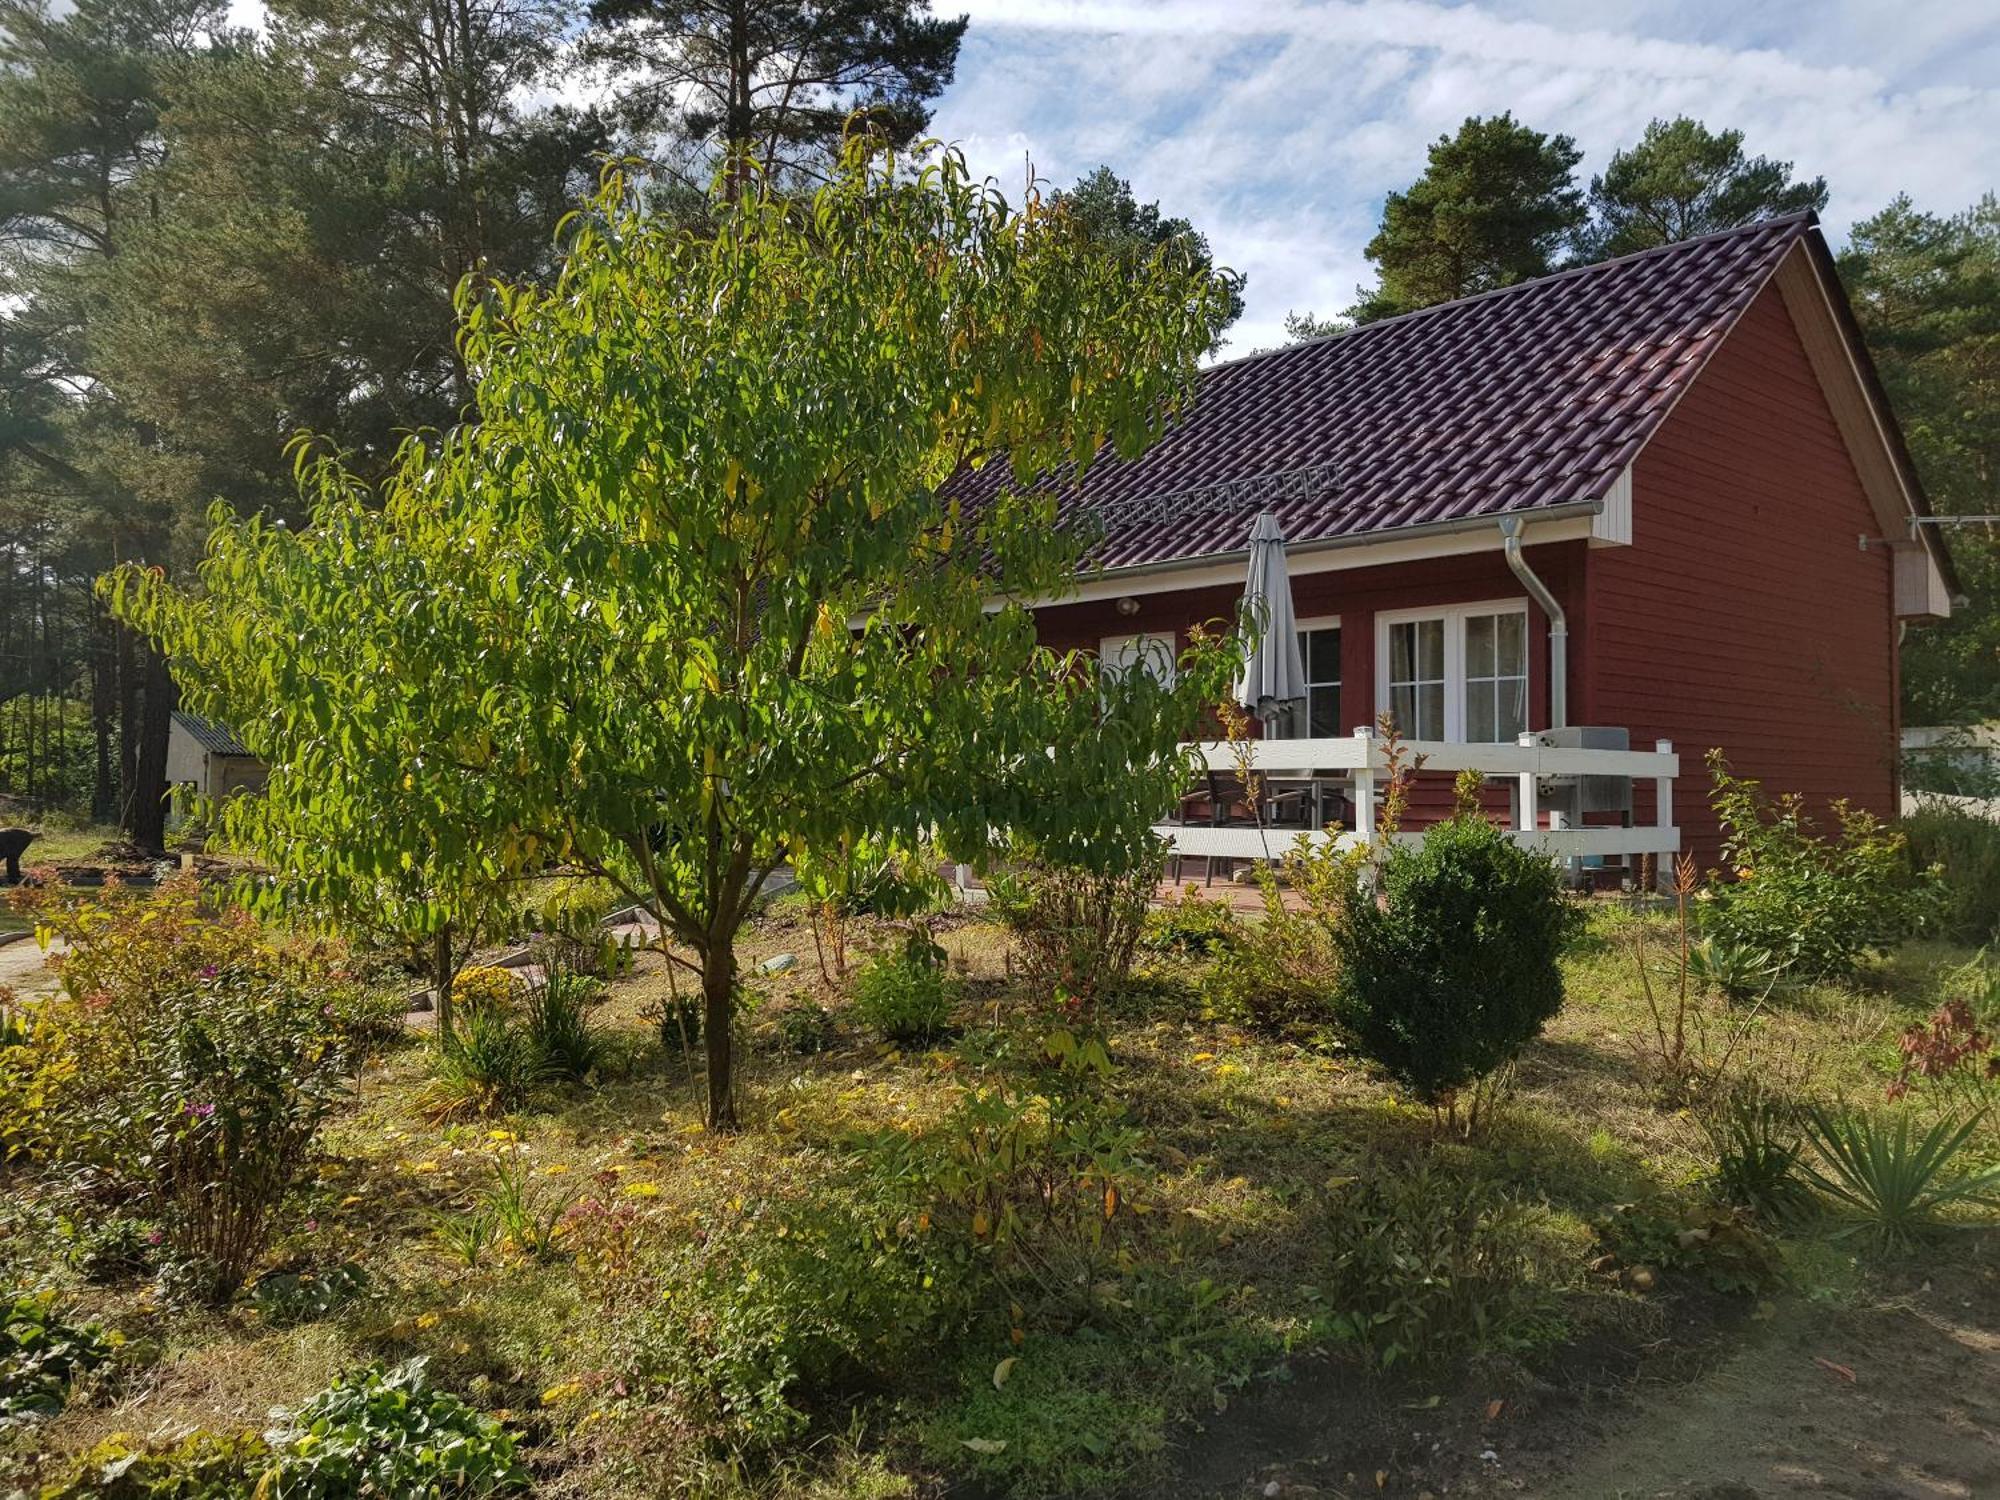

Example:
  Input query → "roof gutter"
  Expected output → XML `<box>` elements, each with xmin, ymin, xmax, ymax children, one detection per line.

<box><xmin>1073</xmin><ymin>498</ymin><xmax>1605</xmax><ymax>588</ymax></box>
<box><xmin>1498</xmin><ymin>515</ymin><xmax>1568</xmax><ymax>730</ymax></box>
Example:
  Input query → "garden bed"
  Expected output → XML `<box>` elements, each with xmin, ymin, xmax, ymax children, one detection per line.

<box><xmin>2</xmin><ymin>890</ymin><xmax>1995</xmax><ymax>1499</ymax></box>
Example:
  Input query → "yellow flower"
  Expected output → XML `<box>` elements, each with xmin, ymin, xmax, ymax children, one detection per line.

<box><xmin>1191</xmin><ymin>1052</ymin><xmax>1216</xmax><ymax>1063</ymax></box>
<box><xmin>415</xmin><ymin>1312</ymin><xmax>441</xmax><ymax>1330</ymax></box>
<box><xmin>1214</xmin><ymin>1063</ymin><xmax>1245</xmax><ymax>1080</ymax></box>
<box><xmin>541</xmin><ymin>1379</ymin><xmax>586</xmax><ymax>1406</ymax></box>
<box><xmin>339</xmin><ymin>1194</ymin><xmax>365</xmax><ymax>1207</ymax></box>
<box><xmin>411</xmin><ymin>1159</ymin><xmax>440</xmax><ymax>1174</ymax></box>
<box><xmin>486</xmin><ymin>1129</ymin><xmax>517</xmax><ymax>1143</ymax></box>
<box><xmin>625</xmin><ymin>1182</ymin><xmax>661</xmax><ymax>1198</ymax></box>
<box><xmin>541</xmin><ymin>1163</ymin><xmax>570</xmax><ymax>1176</ymax></box>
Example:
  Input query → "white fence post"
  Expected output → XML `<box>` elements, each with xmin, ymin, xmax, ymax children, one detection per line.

<box><xmin>1515</xmin><ymin>731</ymin><xmax>1539</xmax><ymax>836</ymax></box>
<box><xmin>1350</xmin><ymin>725</ymin><xmax>1376</xmax><ymax>846</ymax></box>
<box><xmin>1654</xmin><ymin>739</ymin><xmax>1677</xmax><ymax>886</ymax></box>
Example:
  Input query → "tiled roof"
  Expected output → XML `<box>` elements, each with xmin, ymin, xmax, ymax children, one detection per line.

<box><xmin>948</xmin><ymin>212</ymin><xmax>1819</xmax><ymax>571</ymax></box>
<box><xmin>171</xmin><ymin>712</ymin><xmax>253</xmax><ymax>758</ymax></box>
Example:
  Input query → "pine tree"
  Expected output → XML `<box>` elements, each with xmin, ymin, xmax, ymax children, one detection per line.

<box><xmin>1054</xmin><ymin>165</ymin><xmax>1243</xmax><ymax>346</ymax></box>
<box><xmin>1841</xmin><ymin>195</ymin><xmax>2000</xmax><ymax>725</ymax></box>
<box><xmin>1349</xmin><ymin>113</ymin><xmax>1583</xmax><ymax>323</ymax></box>
<box><xmin>584</xmin><ymin>0</ymin><xmax>966</xmax><ymax>194</ymax></box>
<box><xmin>1583</xmin><ymin>117</ymin><xmax>1827</xmax><ymax>260</ymax></box>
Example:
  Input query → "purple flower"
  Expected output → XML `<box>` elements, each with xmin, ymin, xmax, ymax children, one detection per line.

<box><xmin>198</xmin><ymin>964</ymin><xmax>220</xmax><ymax>979</ymax></box>
<box><xmin>183</xmin><ymin>1100</ymin><xmax>216</xmax><ymax>1120</ymax></box>
<box><xmin>304</xmin><ymin>1218</ymin><xmax>319</xmax><ymax>1233</ymax></box>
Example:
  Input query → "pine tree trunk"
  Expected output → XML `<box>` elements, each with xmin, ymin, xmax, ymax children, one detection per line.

<box><xmin>128</xmin><ymin>643</ymin><xmax>175</xmax><ymax>852</ymax></box>
<box><xmin>91</xmin><ymin>608</ymin><xmax>116</xmax><ymax>821</ymax></box>
<box><xmin>117</xmin><ymin>623</ymin><xmax>139</xmax><ymax>827</ymax></box>
<box><xmin>701</xmin><ymin>940</ymin><xmax>738</xmax><ymax>1131</ymax></box>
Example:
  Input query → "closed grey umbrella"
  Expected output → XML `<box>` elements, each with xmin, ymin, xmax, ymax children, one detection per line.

<box><xmin>1236</xmin><ymin>512</ymin><xmax>1308</xmax><ymax>737</ymax></box>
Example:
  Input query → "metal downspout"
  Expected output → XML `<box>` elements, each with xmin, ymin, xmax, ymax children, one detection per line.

<box><xmin>1498</xmin><ymin>515</ymin><xmax>1567</xmax><ymax>730</ymax></box>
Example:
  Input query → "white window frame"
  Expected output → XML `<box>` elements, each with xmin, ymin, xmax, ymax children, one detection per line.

<box><xmin>1373</xmin><ymin>598</ymin><xmax>1531</xmax><ymax>743</ymax></box>
<box><xmin>1295</xmin><ymin>613</ymin><xmax>1343</xmax><ymax>737</ymax></box>
<box><xmin>1099</xmin><ymin>631</ymin><xmax>1178</xmax><ymax>688</ymax></box>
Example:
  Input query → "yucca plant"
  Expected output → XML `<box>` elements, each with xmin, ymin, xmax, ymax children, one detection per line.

<box><xmin>1798</xmin><ymin>1106</ymin><xmax>2000</xmax><ymax>1248</ymax></box>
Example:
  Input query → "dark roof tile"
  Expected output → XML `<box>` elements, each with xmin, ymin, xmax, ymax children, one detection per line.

<box><xmin>958</xmin><ymin>212</ymin><xmax>1814</xmax><ymax>572</ymax></box>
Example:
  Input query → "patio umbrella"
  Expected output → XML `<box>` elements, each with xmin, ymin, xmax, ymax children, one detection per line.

<box><xmin>1236</xmin><ymin>512</ymin><xmax>1309</xmax><ymax>736</ymax></box>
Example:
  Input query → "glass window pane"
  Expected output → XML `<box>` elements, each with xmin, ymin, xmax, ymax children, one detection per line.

<box><xmin>1310</xmin><ymin>627</ymin><xmax>1341</xmax><ymax>684</ymax></box>
<box><xmin>1497</xmin><ymin>676</ymin><xmax>1526</xmax><ymax>740</ymax></box>
<box><xmin>1389</xmin><ymin>622</ymin><xmax>1414</xmax><ymax>682</ymax></box>
<box><xmin>1417</xmin><ymin>683</ymin><xmax>1444</xmax><ymax>740</ymax></box>
<box><xmin>1495</xmin><ymin>611</ymin><xmax>1526</xmax><ymax>675</ymax></box>
<box><xmin>1467</xmin><ymin>682</ymin><xmax>1495</xmax><ymax>742</ymax></box>
<box><xmin>1309</xmin><ymin>684</ymin><xmax>1339</xmax><ymax>737</ymax></box>
<box><xmin>1389</xmin><ymin>683</ymin><xmax>1415</xmax><ymax>736</ymax></box>
<box><xmin>1466</xmin><ymin>613</ymin><xmax>1495</xmax><ymax>678</ymax></box>
<box><xmin>1418</xmin><ymin>619</ymin><xmax>1444</xmax><ymax>679</ymax></box>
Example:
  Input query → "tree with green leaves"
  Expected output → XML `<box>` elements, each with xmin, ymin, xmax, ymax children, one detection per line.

<box><xmin>1582</xmin><ymin>117</ymin><xmax>1827</xmax><ymax>260</ymax></box>
<box><xmin>110</xmin><ymin>144</ymin><xmax>1237</xmax><ymax>1130</ymax></box>
<box><xmin>1840</xmin><ymin>195</ymin><xmax>2000</xmax><ymax>725</ymax></box>
<box><xmin>583</xmin><ymin>0</ymin><xmax>966</xmax><ymax>195</ymax></box>
<box><xmin>1349</xmin><ymin>113</ymin><xmax>1583</xmax><ymax>323</ymax></box>
<box><xmin>1055</xmin><ymin>165</ymin><xmax>1244</xmax><ymax>345</ymax></box>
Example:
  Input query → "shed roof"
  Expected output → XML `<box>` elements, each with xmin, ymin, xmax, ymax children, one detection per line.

<box><xmin>948</xmin><ymin>212</ymin><xmax>1849</xmax><ymax>572</ymax></box>
<box><xmin>170</xmin><ymin>712</ymin><xmax>254</xmax><ymax>758</ymax></box>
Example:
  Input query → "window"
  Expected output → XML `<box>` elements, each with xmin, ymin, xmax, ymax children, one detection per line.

<box><xmin>1297</xmin><ymin>620</ymin><xmax>1342</xmax><ymax>736</ymax></box>
<box><xmin>1375</xmin><ymin>601</ymin><xmax>1530</xmax><ymax>742</ymax></box>
<box><xmin>1385</xmin><ymin>617</ymin><xmax>1446</xmax><ymax>740</ymax></box>
<box><xmin>1464</xmin><ymin>610</ymin><xmax>1528</xmax><ymax>742</ymax></box>
<box><xmin>1099</xmin><ymin>632</ymin><xmax>1177</xmax><ymax>687</ymax></box>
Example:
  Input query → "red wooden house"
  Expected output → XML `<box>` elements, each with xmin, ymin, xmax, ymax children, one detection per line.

<box><xmin>955</xmin><ymin>212</ymin><xmax>1957</xmax><ymax>875</ymax></box>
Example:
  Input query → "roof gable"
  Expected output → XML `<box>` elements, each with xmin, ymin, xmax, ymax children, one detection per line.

<box><xmin>951</xmin><ymin>213</ymin><xmax>1820</xmax><ymax>572</ymax></box>
<box><xmin>170</xmin><ymin>712</ymin><xmax>253</xmax><ymax>758</ymax></box>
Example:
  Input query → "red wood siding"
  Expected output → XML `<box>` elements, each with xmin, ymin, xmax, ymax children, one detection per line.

<box><xmin>1584</xmin><ymin>281</ymin><xmax>1899</xmax><ymax>868</ymax></box>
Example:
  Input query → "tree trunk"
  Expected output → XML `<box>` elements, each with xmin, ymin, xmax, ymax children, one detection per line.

<box><xmin>117</xmin><ymin>623</ymin><xmax>139</xmax><ymax>827</ymax></box>
<box><xmin>432</xmin><ymin>925</ymin><xmax>457</xmax><ymax>1044</ymax></box>
<box><xmin>128</xmin><ymin>642</ymin><xmax>175</xmax><ymax>852</ymax></box>
<box><xmin>701</xmin><ymin>939</ymin><xmax>738</xmax><ymax>1131</ymax></box>
<box><xmin>91</xmin><ymin>608</ymin><xmax>116</xmax><ymax>821</ymax></box>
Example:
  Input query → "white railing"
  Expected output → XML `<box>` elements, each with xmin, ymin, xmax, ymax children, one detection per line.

<box><xmin>1154</xmin><ymin>727</ymin><xmax>1679</xmax><ymax>864</ymax></box>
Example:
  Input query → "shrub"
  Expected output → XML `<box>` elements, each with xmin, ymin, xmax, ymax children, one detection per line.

<box><xmin>249</xmin><ymin>1262</ymin><xmax>370</xmax><ymax>1328</ymax></box>
<box><xmin>422</xmin><ymin>1001</ymin><xmax>548</xmax><ymax>1123</ymax></box>
<box><xmin>1702</xmin><ymin>752</ymin><xmax>1936</xmax><ymax>983</ymax></box>
<box><xmin>2</xmin><ymin>1291</ymin><xmax>120</xmax><ymax>1425</ymax></box>
<box><xmin>767</xmin><ymin>997</ymin><xmax>837</xmax><ymax>1055</ymax></box>
<box><xmin>1699</xmin><ymin>1088</ymin><xmax>1815</xmax><ymax>1223</ymax></box>
<box><xmin>1318</xmin><ymin>1165</ymin><xmax>1543</xmax><ymax>1368</ymax></box>
<box><xmin>1903</xmin><ymin>803</ymin><xmax>2000</xmax><ymax>943</ymax></box>
<box><xmin>989</xmin><ymin>861</ymin><xmax>1151</xmax><ymax>1015</ymax></box>
<box><xmin>630</xmin><ymin>1181</ymin><xmax>971</xmax><ymax>1452</ymax></box>
<box><xmin>851</xmin><ymin>944</ymin><xmax>961</xmax><ymax>1045</ymax></box>
<box><xmin>450</xmin><ymin>964</ymin><xmax>524</xmax><ymax>1013</ymax></box>
<box><xmin>639</xmin><ymin>988</ymin><xmax>703</xmax><ymax>1055</ymax></box>
<box><xmin>1138</xmin><ymin>885</ymin><xmax>1240</xmax><ymax>956</ymax></box>
<box><xmin>263</xmin><ymin>1358</ymin><xmax>526</xmax><ymax>1497</ymax></box>
<box><xmin>1333</xmin><ymin>812</ymin><xmax>1583</xmax><ymax>1127</ymax></box>
<box><xmin>524</xmin><ymin>970</ymin><xmax>604</xmax><ymax>1081</ymax></box>
<box><xmin>1199</xmin><ymin>905</ymin><xmax>1338</xmax><ymax>1032</ymax></box>
<box><xmin>1595</xmin><ymin>1200</ymin><xmax>1783</xmax><ymax>1295</ymax></box>
<box><xmin>41</xmin><ymin>1429</ymin><xmax>270</xmax><ymax>1498</ymax></box>
<box><xmin>5</xmin><ymin>876</ymin><xmax>364</xmax><ymax>1304</ymax></box>
<box><xmin>1797</xmin><ymin>1106</ymin><xmax>2000</xmax><ymax>1249</ymax></box>
<box><xmin>1887</xmin><ymin>954</ymin><xmax>1999</xmax><ymax>1112</ymax></box>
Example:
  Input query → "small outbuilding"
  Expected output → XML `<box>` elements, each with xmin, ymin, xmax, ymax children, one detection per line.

<box><xmin>165</xmin><ymin>712</ymin><xmax>267</xmax><ymax>808</ymax></box>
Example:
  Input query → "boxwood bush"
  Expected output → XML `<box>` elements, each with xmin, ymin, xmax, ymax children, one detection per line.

<box><xmin>1333</xmin><ymin>810</ymin><xmax>1581</xmax><ymax>1123</ymax></box>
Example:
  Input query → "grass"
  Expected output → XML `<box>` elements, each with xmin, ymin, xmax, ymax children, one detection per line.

<box><xmin>3</xmin><ymin>897</ymin><xmax>1994</xmax><ymax>1499</ymax></box>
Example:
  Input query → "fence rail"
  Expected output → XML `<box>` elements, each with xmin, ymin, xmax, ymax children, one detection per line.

<box><xmin>1153</xmin><ymin>728</ymin><xmax>1680</xmax><ymax>866</ymax></box>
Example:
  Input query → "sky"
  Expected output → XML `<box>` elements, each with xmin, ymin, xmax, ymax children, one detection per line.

<box><xmin>927</xmin><ymin>0</ymin><xmax>2000</xmax><ymax>357</ymax></box>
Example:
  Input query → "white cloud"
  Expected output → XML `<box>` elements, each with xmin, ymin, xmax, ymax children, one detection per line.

<box><xmin>933</xmin><ymin>0</ymin><xmax>2000</xmax><ymax>357</ymax></box>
